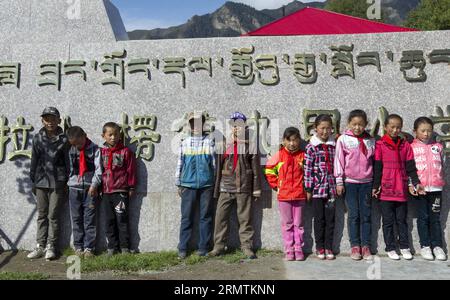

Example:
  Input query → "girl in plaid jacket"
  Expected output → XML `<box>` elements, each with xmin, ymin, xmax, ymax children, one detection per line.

<box><xmin>304</xmin><ymin>114</ymin><xmax>338</xmax><ymax>260</ymax></box>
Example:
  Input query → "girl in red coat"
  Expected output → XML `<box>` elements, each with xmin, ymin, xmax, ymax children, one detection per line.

<box><xmin>372</xmin><ymin>114</ymin><xmax>424</xmax><ymax>260</ymax></box>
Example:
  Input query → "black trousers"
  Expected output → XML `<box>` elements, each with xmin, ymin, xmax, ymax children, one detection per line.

<box><xmin>380</xmin><ymin>200</ymin><xmax>409</xmax><ymax>252</ymax></box>
<box><xmin>103</xmin><ymin>192</ymin><xmax>130</xmax><ymax>250</ymax></box>
<box><xmin>313</xmin><ymin>198</ymin><xmax>336</xmax><ymax>250</ymax></box>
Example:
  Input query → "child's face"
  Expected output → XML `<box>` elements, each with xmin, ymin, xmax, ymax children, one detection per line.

<box><xmin>189</xmin><ymin>118</ymin><xmax>204</xmax><ymax>136</ymax></box>
<box><xmin>316</xmin><ymin>121</ymin><xmax>333</xmax><ymax>142</ymax></box>
<box><xmin>102</xmin><ymin>127</ymin><xmax>120</xmax><ymax>147</ymax></box>
<box><xmin>69</xmin><ymin>135</ymin><xmax>87</xmax><ymax>150</ymax></box>
<box><xmin>284</xmin><ymin>135</ymin><xmax>301</xmax><ymax>152</ymax></box>
<box><xmin>415</xmin><ymin>123</ymin><xmax>433</xmax><ymax>143</ymax></box>
<box><xmin>41</xmin><ymin>115</ymin><xmax>61</xmax><ymax>133</ymax></box>
<box><xmin>384</xmin><ymin>118</ymin><xmax>402</xmax><ymax>138</ymax></box>
<box><xmin>348</xmin><ymin>116</ymin><xmax>367</xmax><ymax>136</ymax></box>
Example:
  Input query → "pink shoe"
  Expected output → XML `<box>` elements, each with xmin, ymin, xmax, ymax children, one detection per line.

<box><xmin>316</xmin><ymin>248</ymin><xmax>325</xmax><ymax>260</ymax></box>
<box><xmin>284</xmin><ymin>252</ymin><xmax>295</xmax><ymax>261</ymax></box>
<box><xmin>295</xmin><ymin>251</ymin><xmax>305</xmax><ymax>261</ymax></box>
<box><xmin>325</xmin><ymin>249</ymin><xmax>335</xmax><ymax>260</ymax></box>
<box><xmin>351</xmin><ymin>246</ymin><xmax>362</xmax><ymax>260</ymax></box>
<box><xmin>362</xmin><ymin>246</ymin><xmax>373</xmax><ymax>260</ymax></box>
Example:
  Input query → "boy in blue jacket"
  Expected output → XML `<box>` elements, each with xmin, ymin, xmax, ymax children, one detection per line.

<box><xmin>175</xmin><ymin>112</ymin><xmax>216</xmax><ymax>259</ymax></box>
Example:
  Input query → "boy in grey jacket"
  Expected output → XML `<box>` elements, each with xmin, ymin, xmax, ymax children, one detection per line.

<box><xmin>28</xmin><ymin>107</ymin><xmax>69</xmax><ymax>260</ymax></box>
<box><xmin>66</xmin><ymin>126</ymin><xmax>102</xmax><ymax>258</ymax></box>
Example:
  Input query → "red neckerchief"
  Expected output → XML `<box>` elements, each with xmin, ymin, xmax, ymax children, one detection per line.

<box><xmin>223</xmin><ymin>141</ymin><xmax>239</xmax><ymax>171</ymax></box>
<box><xmin>353</xmin><ymin>132</ymin><xmax>371</xmax><ymax>156</ymax></box>
<box><xmin>382</xmin><ymin>135</ymin><xmax>402</xmax><ymax>162</ymax></box>
<box><xmin>322</xmin><ymin>144</ymin><xmax>333</xmax><ymax>174</ymax></box>
<box><xmin>78</xmin><ymin>138</ymin><xmax>91</xmax><ymax>181</ymax></box>
<box><xmin>106</xmin><ymin>142</ymin><xmax>124</xmax><ymax>170</ymax></box>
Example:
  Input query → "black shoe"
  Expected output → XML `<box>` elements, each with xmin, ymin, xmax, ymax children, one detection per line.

<box><xmin>197</xmin><ymin>249</ymin><xmax>208</xmax><ymax>257</ymax></box>
<box><xmin>178</xmin><ymin>251</ymin><xmax>187</xmax><ymax>259</ymax></box>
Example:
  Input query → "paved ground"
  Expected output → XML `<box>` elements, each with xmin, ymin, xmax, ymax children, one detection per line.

<box><xmin>0</xmin><ymin>251</ymin><xmax>449</xmax><ymax>280</ymax></box>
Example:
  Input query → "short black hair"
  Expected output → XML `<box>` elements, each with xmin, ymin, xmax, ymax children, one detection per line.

<box><xmin>414</xmin><ymin>117</ymin><xmax>434</xmax><ymax>131</ymax></box>
<box><xmin>384</xmin><ymin>114</ymin><xmax>403</xmax><ymax>126</ymax></box>
<box><xmin>348</xmin><ymin>109</ymin><xmax>368</xmax><ymax>125</ymax></box>
<box><xmin>314</xmin><ymin>114</ymin><xmax>333</xmax><ymax>127</ymax></box>
<box><xmin>67</xmin><ymin>126</ymin><xmax>86</xmax><ymax>139</ymax></box>
<box><xmin>283</xmin><ymin>127</ymin><xmax>301</xmax><ymax>140</ymax></box>
<box><xmin>102</xmin><ymin>122</ymin><xmax>121</xmax><ymax>134</ymax></box>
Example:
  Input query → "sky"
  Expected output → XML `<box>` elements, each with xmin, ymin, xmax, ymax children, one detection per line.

<box><xmin>110</xmin><ymin>0</ymin><xmax>325</xmax><ymax>31</ymax></box>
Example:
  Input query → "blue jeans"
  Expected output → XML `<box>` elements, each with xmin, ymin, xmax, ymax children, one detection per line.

<box><xmin>178</xmin><ymin>186</ymin><xmax>214</xmax><ymax>252</ymax></box>
<box><xmin>69</xmin><ymin>188</ymin><xmax>97</xmax><ymax>250</ymax></box>
<box><xmin>345</xmin><ymin>182</ymin><xmax>372</xmax><ymax>247</ymax></box>
<box><xmin>416</xmin><ymin>192</ymin><xmax>443</xmax><ymax>248</ymax></box>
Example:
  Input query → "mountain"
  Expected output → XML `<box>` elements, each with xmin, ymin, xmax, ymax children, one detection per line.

<box><xmin>127</xmin><ymin>0</ymin><xmax>421</xmax><ymax>40</ymax></box>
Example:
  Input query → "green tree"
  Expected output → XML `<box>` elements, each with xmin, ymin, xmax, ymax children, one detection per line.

<box><xmin>325</xmin><ymin>0</ymin><xmax>387</xmax><ymax>22</ymax></box>
<box><xmin>405</xmin><ymin>0</ymin><xmax>450</xmax><ymax>30</ymax></box>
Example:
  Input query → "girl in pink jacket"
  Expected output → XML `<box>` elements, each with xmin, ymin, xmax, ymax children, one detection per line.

<box><xmin>372</xmin><ymin>114</ymin><xmax>424</xmax><ymax>261</ymax></box>
<box><xmin>410</xmin><ymin>117</ymin><xmax>447</xmax><ymax>261</ymax></box>
<box><xmin>334</xmin><ymin>110</ymin><xmax>375</xmax><ymax>261</ymax></box>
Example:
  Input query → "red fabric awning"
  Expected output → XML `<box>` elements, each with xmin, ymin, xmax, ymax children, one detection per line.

<box><xmin>244</xmin><ymin>7</ymin><xmax>418</xmax><ymax>36</ymax></box>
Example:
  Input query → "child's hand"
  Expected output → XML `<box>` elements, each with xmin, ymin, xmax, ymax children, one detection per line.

<box><xmin>416</xmin><ymin>184</ymin><xmax>426</xmax><ymax>195</ymax></box>
<box><xmin>336</xmin><ymin>185</ymin><xmax>345</xmax><ymax>196</ymax></box>
<box><xmin>408</xmin><ymin>185</ymin><xmax>417</xmax><ymax>196</ymax></box>
<box><xmin>272</xmin><ymin>187</ymin><xmax>278</xmax><ymax>192</ymax></box>
<box><xmin>178</xmin><ymin>187</ymin><xmax>184</xmax><ymax>198</ymax></box>
<box><xmin>372</xmin><ymin>188</ymin><xmax>380</xmax><ymax>199</ymax></box>
<box><xmin>88</xmin><ymin>186</ymin><xmax>98</xmax><ymax>197</ymax></box>
<box><xmin>129</xmin><ymin>189</ymin><xmax>136</xmax><ymax>199</ymax></box>
<box><xmin>306</xmin><ymin>192</ymin><xmax>312</xmax><ymax>202</ymax></box>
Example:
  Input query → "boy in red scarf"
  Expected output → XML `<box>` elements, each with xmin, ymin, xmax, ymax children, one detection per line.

<box><xmin>100</xmin><ymin>122</ymin><xmax>137</xmax><ymax>256</ymax></box>
<box><xmin>66</xmin><ymin>126</ymin><xmax>102</xmax><ymax>258</ymax></box>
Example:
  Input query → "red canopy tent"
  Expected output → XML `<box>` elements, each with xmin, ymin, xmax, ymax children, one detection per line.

<box><xmin>244</xmin><ymin>7</ymin><xmax>418</xmax><ymax>36</ymax></box>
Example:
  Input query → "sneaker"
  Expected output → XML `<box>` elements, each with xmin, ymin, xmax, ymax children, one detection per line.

<box><xmin>325</xmin><ymin>249</ymin><xmax>335</xmax><ymax>260</ymax></box>
<box><xmin>284</xmin><ymin>252</ymin><xmax>295</xmax><ymax>261</ymax></box>
<box><xmin>106</xmin><ymin>249</ymin><xmax>117</xmax><ymax>257</ymax></box>
<box><xmin>208</xmin><ymin>248</ymin><xmax>224</xmax><ymax>257</ymax></box>
<box><xmin>45</xmin><ymin>244</ymin><xmax>56</xmax><ymax>260</ymax></box>
<box><xmin>420</xmin><ymin>246</ymin><xmax>434</xmax><ymax>261</ymax></box>
<box><xmin>27</xmin><ymin>245</ymin><xmax>45</xmax><ymax>259</ymax></box>
<box><xmin>196</xmin><ymin>249</ymin><xmax>208</xmax><ymax>257</ymax></box>
<box><xmin>316</xmin><ymin>249</ymin><xmax>325</xmax><ymax>260</ymax></box>
<box><xmin>362</xmin><ymin>246</ymin><xmax>373</xmax><ymax>260</ymax></box>
<box><xmin>84</xmin><ymin>249</ymin><xmax>94</xmax><ymax>258</ymax></box>
<box><xmin>400</xmin><ymin>248</ymin><xmax>413</xmax><ymax>260</ymax></box>
<box><xmin>350</xmin><ymin>246</ymin><xmax>362</xmax><ymax>260</ymax></box>
<box><xmin>74</xmin><ymin>248</ymin><xmax>84</xmax><ymax>257</ymax></box>
<box><xmin>242</xmin><ymin>248</ymin><xmax>257</xmax><ymax>259</ymax></box>
<box><xmin>295</xmin><ymin>251</ymin><xmax>305</xmax><ymax>261</ymax></box>
<box><xmin>178</xmin><ymin>251</ymin><xmax>187</xmax><ymax>259</ymax></box>
<box><xmin>387</xmin><ymin>250</ymin><xmax>400</xmax><ymax>260</ymax></box>
<box><xmin>121</xmin><ymin>248</ymin><xmax>130</xmax><ymax>254</ymax></box>
<box><xmin>433</xmin><ymin>247</ymin><xmax>447</xmax><ymax>261</ymax></box>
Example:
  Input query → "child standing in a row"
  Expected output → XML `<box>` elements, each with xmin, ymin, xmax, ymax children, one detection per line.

<box><xmin>373</xmin><ymin>114</ymin><xmax>424</xmax><ymax>260</ymax></box>
<box><xmin>334</xmin><ymin>110</ymin><xmax>375</xmax><ymax>260</ymax></box>
<box><xmin>305</xmin><ymin>115</ymin><xmax>338</xmax><ymax>260</ymax></box>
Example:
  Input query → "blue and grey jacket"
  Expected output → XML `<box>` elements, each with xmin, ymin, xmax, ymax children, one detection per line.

<box><xmin>67</xmin><ymin>140</ymin><xmax>102</xmax><ymax>190</ymax></box>
<box><xmin>175</xmin><ymin>135</ymin><xmax>216</xmax><ymax>189</ymax></box>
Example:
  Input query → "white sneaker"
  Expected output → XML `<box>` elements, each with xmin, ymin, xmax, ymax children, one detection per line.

<box><xmin>433</xmin><ymin>247</ymin><xmax>447</xmax><ymax>261</ymax></box>
<box><xmin>387</xmin><ymin>250</ymin><xmax>400</xmax><ymax>260</ymax></box>
<box><xmin>44</xmin><ymin>244</ymin><xmax>56</xmax><ymax>260</ymax></box>
<box><xmin>400</xmin><ymin>248</ymin><xmax>413</xmax><ymax>260</ymax></box>
<box><xmin>420</xmin><ymin>247</ymin><xmax>434</xmax><ymax>261</ymax></box>
<box><xmin>27</xmin><ymin>244</ymin><xmax>45</xmax><ymax>259</ymax></box>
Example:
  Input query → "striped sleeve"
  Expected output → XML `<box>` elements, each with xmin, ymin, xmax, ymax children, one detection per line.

<box><xmin>304</xmin><ymin>144</ymin><xmax>315</xmax><ymax>192</ymax></box>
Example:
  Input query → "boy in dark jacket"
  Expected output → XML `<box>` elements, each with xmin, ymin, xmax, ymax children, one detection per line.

<box><xmin>209</xmin><ymin>112</ymin><xmax>261</xmax><ymax>259</ymax></box>
<box><xmin>66</xmin><ymin>126</ymin><xmax>102</xmax><ymax>258</ymax></box>
<box><xmin>101</xmin><ymin>122</ymin><xmax>137</xmax><ymax>256</ymax></box>
<box><xmin>28</xmin><ymin>107</ymin><xmax>69</xmax><ymax>260</ymax></box>
<box><xmin>175</xmin><ymin>111</ymin><xmax>216</xmax><ymax>259</ymax></box>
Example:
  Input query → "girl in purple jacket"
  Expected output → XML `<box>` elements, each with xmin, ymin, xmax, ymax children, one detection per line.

<box><xmin>372</xmin><ymin>114</ymin><xmax>424</xmax><ymax>261</ymax></box>
<box><xmin>334</xmin><ymin>110</ymin><xmax>375</xmax><ymax>261</ymax></box>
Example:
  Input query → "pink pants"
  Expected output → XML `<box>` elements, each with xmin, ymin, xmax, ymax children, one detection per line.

<box><xmin>278</xmin><ymin>200</ymin><xmax>305</xmax><ymax>253</ymax></box>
